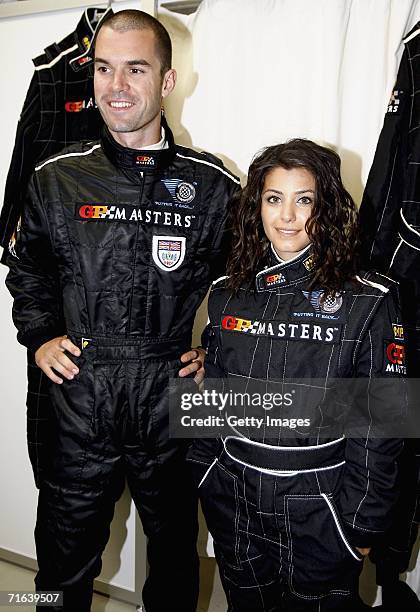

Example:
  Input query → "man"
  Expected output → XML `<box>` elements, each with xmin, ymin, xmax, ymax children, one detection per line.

<box><xmin>6</xmin><ymin>10</ymin><xmax>239</xmax><ymax>612</ymax></box>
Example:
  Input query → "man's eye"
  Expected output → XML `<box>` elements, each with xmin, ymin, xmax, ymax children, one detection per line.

<box><xmin>130</xmin><ymin>68</ymin><xmax>145</xmax><ymax>74</ymax></box>
<box><xmin>96</xmin><ymin>66</ymin><xmax>109</xmax><ymax>73</ymax></box>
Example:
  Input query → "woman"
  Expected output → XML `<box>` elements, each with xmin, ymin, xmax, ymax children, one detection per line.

<box><xmin>189</xmin><ymin>139</ymin><xmax>405</xmax><ymax>611</ymax></box>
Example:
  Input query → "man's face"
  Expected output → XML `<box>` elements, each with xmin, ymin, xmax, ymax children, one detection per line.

<box><xmin>94</xmin><ymin>26</ymin><xmax>175</xmax><ymax>144</ymax></box>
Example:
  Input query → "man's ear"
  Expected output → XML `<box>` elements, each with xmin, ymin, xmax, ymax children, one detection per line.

<box><xmin>161</xmin><ymin>68</ymin><xmax>177</xmax><ymax>99</ymax></box>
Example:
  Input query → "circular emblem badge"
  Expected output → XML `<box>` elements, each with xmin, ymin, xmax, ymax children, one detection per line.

<box><xmin>321</xmin><ymin>292</ymin><xmax>343</xmax><ymax>314</ymax></box>
<box><xmin>175</xmin><ymin>182</ymin><xmax>196</xmax><ymax>204</ymax></box>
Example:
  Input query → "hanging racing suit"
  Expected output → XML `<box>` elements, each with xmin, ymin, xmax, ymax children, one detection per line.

<box><xmin>0</xmin><ymin>7</ymin><xmax>111</xmax><ymax>490</ymax></box>
<box><xmin>359</xmin><ymin>21</ymin><xmax>420</xmax><ymax>591</ymax></box>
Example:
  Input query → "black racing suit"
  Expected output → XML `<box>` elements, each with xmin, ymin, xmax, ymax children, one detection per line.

<box><xmin>5</xmin><ymin>123</ymin><xmax>239</xmax><ymax>612</ymax></box>
<box><xmin>0</xmin><ymin>6</ymin><xmax>110</xmax><ymax>251</ymax></box>
<box><xmin>0</xmin><ymin>7</ymin><xmax>110</xmax><ymax>493</ymax></box>
<box><xmin>359</xmin><ymin>21</ymin><xmax>420</xmax><ymax>592</ymax></box>
<box><xmin>189</xmin><ymin>246</ymin><xmax>405</xmax><ymax>611</ymax></box>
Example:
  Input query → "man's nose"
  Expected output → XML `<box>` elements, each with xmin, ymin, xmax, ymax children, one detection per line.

<box><xmin>112</xmin><ymin>70</ymin><xmax>129</xmax><ymax>93</ymax></box>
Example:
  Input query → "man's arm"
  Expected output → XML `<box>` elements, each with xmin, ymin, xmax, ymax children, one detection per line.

<box><xmin>5</xmin><ymin>172</ymin><xmax>79</xmax><ymax>383</ymax></box>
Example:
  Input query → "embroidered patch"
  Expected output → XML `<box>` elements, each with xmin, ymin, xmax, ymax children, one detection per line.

<box><xmin>303</xmin><ymin>291</ymin><xmax>343</xmax><ymax>314</ymax></box>
<box><xmin>65</xmin><ymin>98</ymin><xmax>96</xmax><ymax>113</ymax></box>
<box><xmin>152</xmin><ymin>235</ymin><xmax>186</xmax><ymax>271</ymax></box>
<box><xmin>265</xmin><ymin>272</ymin><xmax>287</xmax><ymax>287</ymax></box>
<box><xmin>392</xmin><ymin>323</ymin><xmax>404</xmax><ymax>341</ymax></box>
<box><xmin>75</xmin><ymin>203</ymin><xmax>196</xmax><ymax>229</ymax></box>
<box><xmin>302</xmin><ymin>255</ymin><xmax>314</xmax><ymax>271</ymax></box>
<box><xmin>387</xmin><ymin>89</ymin><xmax>402</xmax><ymax>114</ymax></box>
<box><xmin>161</xmin><ymin>179</ymin><xmax>197</xmax><ymax>205</ymax></box>
<box><xmin>134</xmin><ymin>155</ymin><xmax>155</xmax><ymax>167</ymax></box>
<box><xmin>82</xmin><ymin>36</ymin><xmax>91</xmax><ymax>51</ymax></box>
<box><xmin>384</xmin><ymin>340</ymin><xmax>406</xmax><ymax>374</ymax></box>
<box><xmin>221</xmin><ymin>315</ymin><xmax>341</xmax><ymax>344</ymax></box>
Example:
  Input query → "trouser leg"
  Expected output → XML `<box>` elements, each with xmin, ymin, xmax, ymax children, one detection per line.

<box><xmin>124</xmin><ymin>358</ymin><xmax>199</xmax><ymax>612</ymax></box>
<box><xmin>371</xmin><ymin>440</ymin><xmax>420</xmax><ymax>611</ymax></box>
<box><xmin>196</xmin><ymin>446</ymin><xmax>364</xmax><ymax>612</ymax></box>
<box><xmin>35</xmin><ymin>351</ymin><xmax>124</xmax><ymax>611</ymax></box>
<box><xmin>128</xmin><ymin>448</ymin><xmax>199</xmax><ymax>612</ymax></box>
<box><xmin>35</xmin><ymin>473</ymin><xmax>124</xmax><ymax>611</ymax></box>
<box><xmin>196</xmin><ymin>454</ymin><xmax>281</xmax><ymax>611</ymax></box>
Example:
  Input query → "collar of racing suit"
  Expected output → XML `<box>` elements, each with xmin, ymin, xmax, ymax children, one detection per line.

<box><xmin>101</xmin><ymin>114</ymin><xmax>176</xmax><ymax>174</ymax></box>
<box><xmin>68</xmin><ymin>7</ymin><xmax>113</xmax><ymax>72</ymax></box>
<box><xmin>255</xmin><ymin>243</ymin><xmax>314</xmax><ymax>292</ymax></box>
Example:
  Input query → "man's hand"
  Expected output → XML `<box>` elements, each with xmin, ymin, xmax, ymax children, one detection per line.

<box><xmin>35</xmin><ymin>335</ymin><xmax>81</xmax><ymax>384</ymax></box>
<box><xmin>178</xmin><ymin>347</ymin><xmax>206</xmax><ymax>384</ymax></box>
<box><xmin>355</xmin><ymin>547</ymin><xmax>371</xmax><ymax>557</ymax></box>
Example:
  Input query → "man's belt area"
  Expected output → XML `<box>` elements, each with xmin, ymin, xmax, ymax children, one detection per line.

<box><xmin>223</xmin><ymin>435</ymin><xmax>345</xmax><ymax>472</ymax></box>
<box><xmin>68</xmin><ymin>334</ymin><xmax>191</xmax><ymax>361</ymax></box>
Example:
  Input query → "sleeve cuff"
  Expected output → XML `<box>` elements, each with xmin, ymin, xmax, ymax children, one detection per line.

<box><xmin>18</xmin><ymin>325</ymin><xmax>64</xmax><ymax>353</ymax></box>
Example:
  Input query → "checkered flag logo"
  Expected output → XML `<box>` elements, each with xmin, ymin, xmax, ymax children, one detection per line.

<box><xmin>162</xmin><ymin>179</ymin><xmax>196</xmax><ymax>204</ymax></box>
<box><xmin>243</xmin><ymin>320</ymin><xmax>261</xmax><ymax>334</ymax></box>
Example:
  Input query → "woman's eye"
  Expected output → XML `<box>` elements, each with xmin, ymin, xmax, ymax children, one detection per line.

<box><xmin>267</xmin><ymin>195</ymin><xmax>281</xmax><ymax>204</ymax></box>
<box><xmin>297</xmin><ymin>196</ymin><xmax>313</xmax><ymax>206</ymax></box>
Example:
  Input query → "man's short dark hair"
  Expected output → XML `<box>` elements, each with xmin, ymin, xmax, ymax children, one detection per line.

<box><xmin>96</xmin><ymin>10</ymin><xmax>172</xmax><ymax>75</ymax></box>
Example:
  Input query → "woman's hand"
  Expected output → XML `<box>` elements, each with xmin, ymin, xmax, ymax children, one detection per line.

<box><xmin>178</xmin><ymin>347</ymin><xmax>206</xmax><ymax>384</ymax></box>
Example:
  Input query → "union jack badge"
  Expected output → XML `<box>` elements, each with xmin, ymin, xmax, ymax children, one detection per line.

<box><xmin>152</xmin><ymin>235</ymin><xmax>186</xmax><ymax>271</ymax></box>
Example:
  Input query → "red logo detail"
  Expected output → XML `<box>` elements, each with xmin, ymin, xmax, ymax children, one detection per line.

<box><xmin>135</xmin><ymin>155</ymin><xmax>154</xmax><ymax>166</ymax></box>
<box><xmin>386</xmin><ymin>343</ymin><xmax>404</xmax><ymax>365</ymax></box>
<box><xmin>78</xmin><ymin>56</ymin><xmax>91</xmax><ymax>66</ymax></box>
<box><xmin>222</xmin><ymin>315</ymin><xmax>238</xmax><ymax>331</ymax></box>
<box><xmin>65</xmin><ymin>101</ymin><xmax>84</xmax><ymax>113</ymax></box>
<box><xmin>78</xmin><ymin>205</ymin><xmax>108</xmax><ymax>219</ymax></box>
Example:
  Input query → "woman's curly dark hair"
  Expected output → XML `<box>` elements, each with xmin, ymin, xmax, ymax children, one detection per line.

<box><xmin>227</xmin><ymin>139</ymin><xmax>360</xmax><ymax>293</ymax></box>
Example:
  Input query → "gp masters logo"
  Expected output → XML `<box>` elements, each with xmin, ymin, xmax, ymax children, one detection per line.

<box><xmin>221</xmin><ymin>315</ymin><xmax>341</xmax><ymax>343</ymax></box>
<box><xmin>65</xmin><ymin>97</ymin><xmax>96</xmax><ymax>112</ymax></box>
<box><xmin>135</xmin><ymin>155</ymin><xmax>155</xmax><ymax>167</ymax></box>
<box><xmin>385</xmin><ymin>341</ymin><xmax>406</xmax><ymax>374</ymax></box>
<box><xmin>75</xmin><ymin>204</ymin><xmax>196</xmax><ymax>229</ymax></box>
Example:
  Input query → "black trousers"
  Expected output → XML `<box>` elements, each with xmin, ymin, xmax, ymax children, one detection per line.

<box><xmin>34</xmin><ymin>338</ymin><xmax>199</xmax><ymax>612</ymax></box>
<box><xmin>194</xmin><ymin>437</ymin><xmax>364</xmax><ymax>612</ymax></box>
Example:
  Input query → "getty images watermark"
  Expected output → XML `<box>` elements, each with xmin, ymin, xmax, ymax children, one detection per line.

<box><xmin>179</xmin><ymin>389</ymin><xmax>310</xmax><ymax>430</ymax></box>
<box><xmin>169</xmin><ymin>377</ymin><xmax>418</xmax><ymax>438</ymax></box>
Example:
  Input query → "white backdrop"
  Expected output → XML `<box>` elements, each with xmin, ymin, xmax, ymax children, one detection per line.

<box><xmin>162</xmin><ymin>0</ymin><xmax>419</xmax><ymax>204</ymax></box>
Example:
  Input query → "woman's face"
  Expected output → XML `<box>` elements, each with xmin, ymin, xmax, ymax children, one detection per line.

<box><xmin>261</xmin><ymin>166</ymin><xmax>315</xmax><ymax>261</ymax></box>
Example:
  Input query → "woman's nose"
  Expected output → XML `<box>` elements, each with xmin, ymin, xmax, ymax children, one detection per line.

<box><xmin>280</xmin><ymin>200</ymin><xmax>296</xmax><ymax>223</ymax></box>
